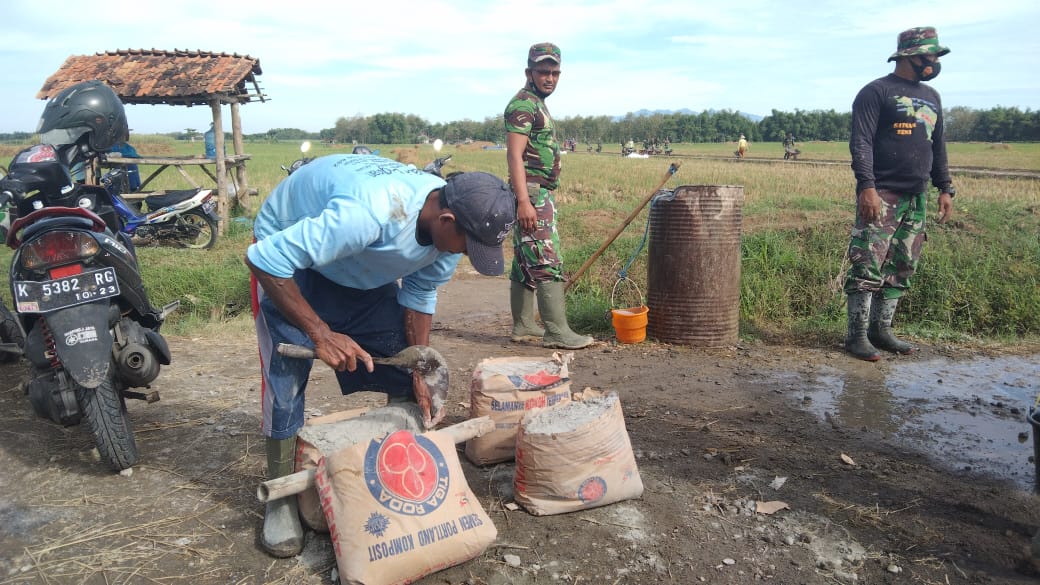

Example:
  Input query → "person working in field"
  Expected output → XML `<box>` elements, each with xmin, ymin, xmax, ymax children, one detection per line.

<box><xmin>844</xmin><ymin>26</ymin><xmax>955</xmax><ymax>361</ymax></box>
<box><xmin>504</xmin><ymin>42</ymin><xmax>593</xmax><ymax>350</ymax></box>
<box><xmin>245</xmin><ymin>155</ymin><xmax>515</xmax><ymax>557</ymax></box>
<box><xmin>783</xmin><ymin>132</ymin><xmax>798</xmax><ymax>160</ymax></box>
<box><xmin>736</xmin><ymin>134</ymin><xmax>749</xmax><ymax>158</ymax></box>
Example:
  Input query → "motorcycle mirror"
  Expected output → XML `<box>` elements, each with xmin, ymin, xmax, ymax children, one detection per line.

<box><xmin>433</xmin><ymin>139</ymin><xmax>443</xmax><ymax>152</ymax></box>
<box><xmin>300</xmin><ymin>141</ymin><xmax>312</xmax><ymax>154</ymax></box>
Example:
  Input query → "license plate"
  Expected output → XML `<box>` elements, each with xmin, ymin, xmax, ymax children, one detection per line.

<box><xmin>13</xmin><ymin>267</ymin><xmax>120</xmax><ymax>313</ymax></box>
<box><xmin>203</xmin><ymin>199</ymin><xmax>216</xmax><ymax>214</ymax></box>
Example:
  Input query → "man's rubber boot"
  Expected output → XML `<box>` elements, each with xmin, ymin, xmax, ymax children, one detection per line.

<box><xmin>261</xmin><ymin>436</ymin><xmax>303</xmax><ymax>558</ymax></box>
<box><xmin>510</xmin><ymin>280</ymin><xmax>544</xmax><ymax>342</ymax></box>
<box><xmin>845</xmin><ymin>291</ymin><xmax>881</xmax><ymax>362</ymax></box>
<box><xmin>536</xmin><ymin>281</ymin><xmax>593</xmax><ymax>350</ymax></box>
<box><xmin>868</xmin><ymin>295</ymin><xmax>916</xmax><ymax>354</ymax></box>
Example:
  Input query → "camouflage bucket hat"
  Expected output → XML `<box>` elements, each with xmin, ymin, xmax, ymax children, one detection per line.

<box><xmin>888</xmin><ymin>27</ymin><xmax>950</xmax><ymax>62</ymax></box>
<box><xmin>528</xmin><ymin>42</ymin><xmax>561</xmax><ymax>64</ymax></box>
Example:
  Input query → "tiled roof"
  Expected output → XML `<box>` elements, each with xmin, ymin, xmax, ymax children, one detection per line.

<box><xmin>37</xmin><ymin>49</ymin><xmax>265</xmax><ymax>106</ymax></box>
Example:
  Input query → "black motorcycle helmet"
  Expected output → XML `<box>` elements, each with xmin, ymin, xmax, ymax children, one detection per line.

<box><xmin>0</xmin><ymin>144</ymin><xmax>78</xmax><ymax>213</ymax></box>
<box><xmin>37</xmin><ymin>80</ymin><xmax>129</xmax><ymax>154</ymax></box>
<box><xmin>352</xmin><ymin>145</ymin><xmax>372</xmax><ymax>155</ymax></box>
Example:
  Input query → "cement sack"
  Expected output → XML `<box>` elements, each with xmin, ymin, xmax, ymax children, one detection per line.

<box><xmin>514</xmin><ymin>390</ymin><xmax>643</xmax><ymax>516</ymax></box>
<box><xmin>296</xmin><ymin>404</ymin><xmax>424</xmax><ymax>532</ymax></box>
<box><xmin>465</xmin><ymin>353</ymin><xmax>573</xmax><ymax>466</ymax></box>
<box><xmin>316</xmin><ymin>428</ymin><xmax>498</xmax><ymax>585</ymax></box>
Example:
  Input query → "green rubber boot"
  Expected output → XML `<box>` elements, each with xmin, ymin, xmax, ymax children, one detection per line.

<box><xmin>510</xmin><ymin>280</ymin><xmax>545</xmax><ymax>342</ymax></box>
<box><xmin>845</xmin><ymin>291</ymin><xmax>881</xmax><ymax>362</ymax></box>
<box><xmin>536</xmin><ymin>281</ymin><xmax>593</xmax><ymax>350</ymax></box>
<box><xmin>868</xmin><ymin>295</ymin><xmax>915</xmax><ymax>354</ymax></box>
<box><xmin>261</xmin><ymin>436</ymin><xmax>303</xmax><ymax>558</ymax></box>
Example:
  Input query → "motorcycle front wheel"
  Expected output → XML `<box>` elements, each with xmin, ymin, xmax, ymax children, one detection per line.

<box><xmin>175</xmin><ymin>209</ymin><xmax>218</xmax><ymax>249</ymax></box>
<box><xmin>76</xmin><ymin>377</ymin><xmax>139</xmax><ymax>471</ymax></box>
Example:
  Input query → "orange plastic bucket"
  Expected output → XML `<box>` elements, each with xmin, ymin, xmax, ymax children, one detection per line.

<box><xmin>611</xmin><ymin>305</ymin><xmax>649</xmax><ymax>344</ymax></box>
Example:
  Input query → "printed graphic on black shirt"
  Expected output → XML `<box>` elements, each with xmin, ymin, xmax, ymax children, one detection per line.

<box><xmin>893</xmin><ymin>96</ymin><xmax>938</xmax><ymax>140</ymax></box>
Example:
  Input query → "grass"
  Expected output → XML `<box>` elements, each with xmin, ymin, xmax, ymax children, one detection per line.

<box><xmin>2</xmin><ymin>138</ymin><xmax>1039</xmax><ymax>347</ymax></box>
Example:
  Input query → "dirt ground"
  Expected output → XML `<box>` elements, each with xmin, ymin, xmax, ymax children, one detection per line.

<box><xmin>2</xmin><ymin>270</ymin><xmax>1039</xmax><ymax>585</ymax></box>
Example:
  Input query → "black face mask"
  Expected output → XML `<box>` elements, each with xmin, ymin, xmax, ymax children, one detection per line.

<box><xmin>911</xmin><ymin>58</ymin><xmax>941</xmax><ymax>81</ymax></box>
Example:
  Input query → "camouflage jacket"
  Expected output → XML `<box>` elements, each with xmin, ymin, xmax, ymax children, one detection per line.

<box><xmin>504</xmin><ymin>85</ymin><xmax>561</xmax><ymax>190</ymax></box>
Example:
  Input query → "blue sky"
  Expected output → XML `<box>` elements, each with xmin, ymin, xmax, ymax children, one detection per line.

<box><xmin>2</xmin><ymin>0</ymin><xmax>1038</xmax><ymax>135</ymax></box>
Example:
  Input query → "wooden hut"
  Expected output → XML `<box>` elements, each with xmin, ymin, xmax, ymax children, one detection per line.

<box><xmin>37</xmin><ymin>49</ymin><xmax>267</xmax><ymax>227</ymax></box>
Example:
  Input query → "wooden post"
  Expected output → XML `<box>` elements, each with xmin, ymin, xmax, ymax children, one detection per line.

<box><xmin>230</xmin><ymin>101</ymin><xmax>251</xmax><ymax>209</ymax></box>
<box><xmin>565</xmin><ymin>162</ymin><xmax>680</xmax><ymax>292</ymax></box>
<box><xmin>256</xmin><ymin>416</ymin><xmax>496</xmax><ymax>502</ymax></box>
<box><xmin>209</xmin><ymin>100</ymin><xmax>228</xmax><ymax>235</ymax></box>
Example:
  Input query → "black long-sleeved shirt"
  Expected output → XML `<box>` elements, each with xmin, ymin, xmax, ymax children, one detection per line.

<box><xmin>850</xmin><ymin>73</ymin><xmax>952</xmax><ymax>195</ymax></box>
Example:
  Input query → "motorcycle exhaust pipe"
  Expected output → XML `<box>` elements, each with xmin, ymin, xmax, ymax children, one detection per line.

<box><xmin>115</xmin><ymin>342</ymin><xmax>160</xmax><ymax>387</ymax></box>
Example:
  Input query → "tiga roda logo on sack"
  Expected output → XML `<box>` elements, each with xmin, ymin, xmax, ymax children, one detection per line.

<box><xmin>364</xmin><ymin>430</ymin><xmax>450</xmax><ymax>516</ymax></box>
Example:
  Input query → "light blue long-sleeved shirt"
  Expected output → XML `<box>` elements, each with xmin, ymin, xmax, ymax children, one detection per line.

<box><xmin>246</xmin><ymin>155</ymin><xmax>459</xmax><ymax>314</ymax></box>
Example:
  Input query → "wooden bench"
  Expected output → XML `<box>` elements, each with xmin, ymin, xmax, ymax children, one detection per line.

<box><xmin>102</xmin><ymin>154</ymin><xmax>251</xmax><ymax>193</ymax></box>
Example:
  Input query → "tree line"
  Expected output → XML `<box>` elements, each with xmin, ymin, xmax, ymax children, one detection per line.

<box><xmin>306</xmin><ymin>105</ymin><xmax>1040</xmax><ymax>146</ymax></box>
<box><xmin>2</xmin><ymin>106</ymin><xmax>1036</xmax><ymax>146</ymax></box>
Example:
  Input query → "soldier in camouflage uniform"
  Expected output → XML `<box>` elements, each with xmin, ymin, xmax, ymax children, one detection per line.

<box><xmin>504</xmin><ymin>42</ymin><xmax>593</xmax><ymax>350</ymax></box>
<box><xmin>844</xmin><ymin>27</ymin><xmax>955</xmax><ymax>361</ymax></box>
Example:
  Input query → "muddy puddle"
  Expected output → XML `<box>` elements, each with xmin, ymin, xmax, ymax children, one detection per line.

<box><xmin>783</xmin><ymin>355</ymin><xmax>1040</xmax><ymax>491</ymax></box>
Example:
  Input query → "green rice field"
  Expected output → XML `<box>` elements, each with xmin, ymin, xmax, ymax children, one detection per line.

<box><xmin>2</xmin><ymin>138</ymin><xmax>1038</xmax><ymax>345</ymax></box>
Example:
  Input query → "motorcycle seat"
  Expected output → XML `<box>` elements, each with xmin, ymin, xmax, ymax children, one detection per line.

<box><xmin>145</xmin><ymin>190</ymin><xmax>199</xmax><ymax>210</ymax></box>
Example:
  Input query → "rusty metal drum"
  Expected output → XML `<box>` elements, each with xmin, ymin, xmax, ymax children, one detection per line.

<box><xmin>647</xmin><ymin>185</ymin><xmax>743</xmax><ymax>346</ymax></box>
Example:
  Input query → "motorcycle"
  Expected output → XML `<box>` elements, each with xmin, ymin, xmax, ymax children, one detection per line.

<box><xmin>281</xmin><ymin>141</ymin><xmax>314</xmax><ymax>176</ymax></box>
<box><xmin>283</xmin><ymin>141</ymin><xmax>452</xmax><ymax>178</ymax></box>
<box><xmin>422</xmin><ymin>154</ymin><xmax>452</xmax><ymax>178</ymax></box>
<box><xmin>1</xmin><ymin>143</ymin><xmax>178</xmax><ymax>471</ymax></box>
<box><xmin>100</xmin><ymin>167</ymin><xmax>219</xmax><ymax>249</ymax></box>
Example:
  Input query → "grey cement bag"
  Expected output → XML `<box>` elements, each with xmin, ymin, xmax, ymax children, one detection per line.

<box><xmin>316</xmin><ymin>428</ymin><xmax>497</xmax><ymax>585</ymax></box>
<box><xmin>465</xmin><ymin>354</ymin><xmax>573</xmax><ymax>465</ymax></box>
<box><xmin>514</xmin><ymin>390</ymin><xmax>644</xmax><ymax>516</ymax></box>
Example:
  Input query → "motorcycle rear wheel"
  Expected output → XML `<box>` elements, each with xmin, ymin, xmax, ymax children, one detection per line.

<box><xmin>76</xmin><ymin>377</ymin><xmax>139</xmax><ymax>471</ymax></box>
<box><xmin>175</xmin><ymin>209</ymin><xmax>218</xmax><ymax>249</ymax></box>
<box><xmin>0</xmin><ymin>301</ymin><xmax>25</xmax><ymax>364</ymax></box>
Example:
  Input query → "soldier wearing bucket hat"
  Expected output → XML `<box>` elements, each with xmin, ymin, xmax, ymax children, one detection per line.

<box><xmin>245</xmin><ymin>155</ymin><xmax>515</xmax><ymax>556</ymax></box>
<box><xmin>843</xmin><ymin>27</ymin><xmax>955</xmax><ymax>362</ymax></box>
<box><xmin>504</xmin><ymin>42</ymin><xmax>595</xmax><ymax>350</ymax></box>
<box><xmin>888</xmin><ymin>27</ymin><xmax>950</xmax><ymax>62</ymax></box>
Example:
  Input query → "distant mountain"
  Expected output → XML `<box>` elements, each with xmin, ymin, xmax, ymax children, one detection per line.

<box><xmin>614</xmin><ymin>108</ymin><xmax>763</xmax><ymax>122</ymax></box>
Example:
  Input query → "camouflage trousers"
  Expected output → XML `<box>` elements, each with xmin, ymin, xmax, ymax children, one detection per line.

<box><xmin>510</xmin><ymin>183</ymin><xmax>564</xmax><ymax>290</ymax></box>
<box><xmin>843</xmin><ymin>189</ymin><xmax>927</xmax><ymax>300</ymax></box>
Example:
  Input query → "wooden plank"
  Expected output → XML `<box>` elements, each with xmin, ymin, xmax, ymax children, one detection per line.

<box><xmin>101</xmin><ymin>153</ymin><xmax>253</xmax><ymax>210</ymax></box>
<box><xmin>174</xmin><ymin>165</ymin><xmax>201</xmax><ymax>188</ymax></box>
<box><xmin>231</xmin><ymin>101</ymin><xmax>251</xmax><ymax>209</ymax></box>
<box><xmin>211</xmin><ymin>100</ymin><xmax>229</xmax><ymax>234</ymax></box>
<box><xmin>256</xmin><ymin>416</ymin><xmax>496</xmax><ymax>502</ymax></box>
<box><xmin>105</xmin><ymin>154</ymin><xmax>252</xmax><ymax>165</ymax></box>
<box><xmin>138</xmin><ymin>165</ymin><xmax>170</xmax><ymax>192</ymax></box>
<box><xmin>197</xmin><ymin>164</ymin><xmax>218</xmax><ymax>184</ymax></box>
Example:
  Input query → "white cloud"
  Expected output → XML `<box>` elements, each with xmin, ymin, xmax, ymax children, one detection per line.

<box><xmin>1</xmin><ymin>0</ymin><xmax>1037</xmax><ymax>134</ymax></box>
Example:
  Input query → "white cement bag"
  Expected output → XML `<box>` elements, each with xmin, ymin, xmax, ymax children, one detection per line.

<box><xmin>465</xmin><ymin>353</ymin><xmax>573</xmax><ymax>466</ymax></box>
<box><xmin>514</xmin><ymin>390</ymin><xmax>644</xmax><ymax>516</ymax></box>
<box><xmin>296</xmin><ymin>405</ymin><xmax>424</xmax><ymax>532</ymax></box>
<box><xmin>316</xmin><ymin>428</ymin><xmax>497</xmax><ymax>585</ymax></box>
